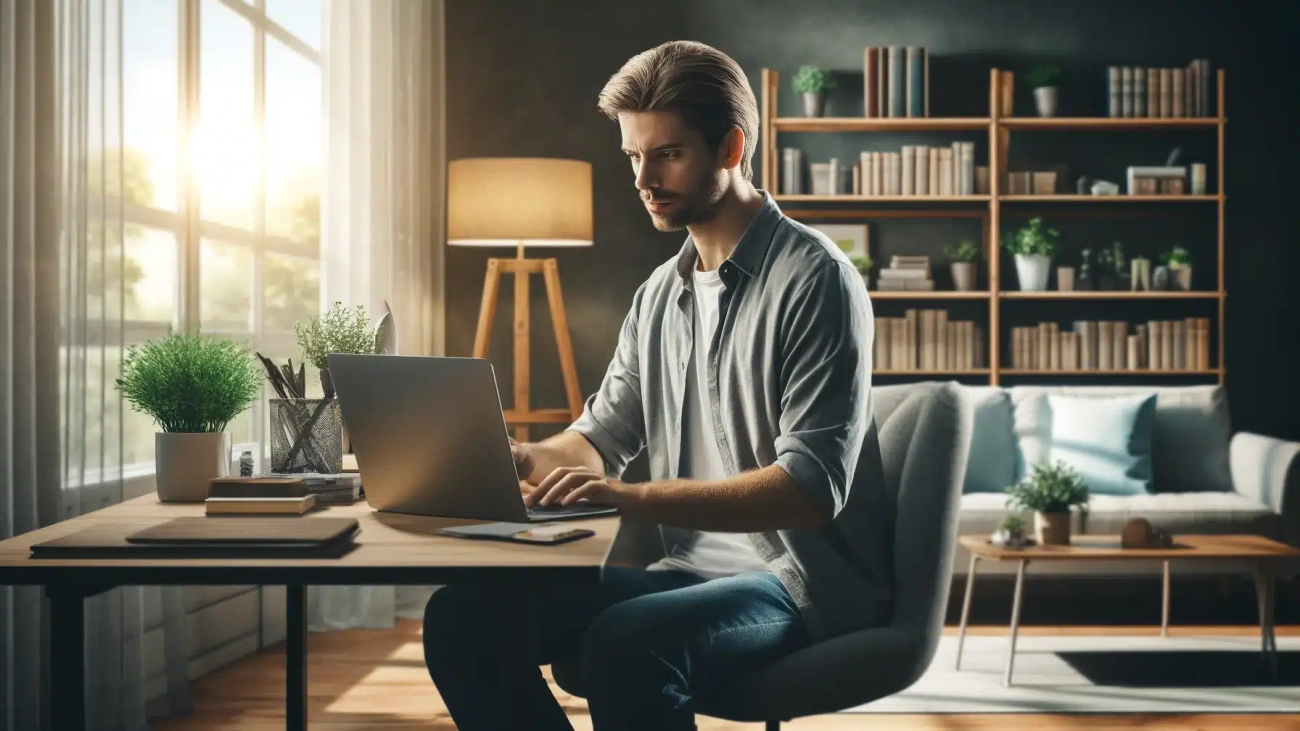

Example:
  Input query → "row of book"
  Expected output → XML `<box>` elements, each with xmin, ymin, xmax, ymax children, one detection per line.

<box><xmin>876</xmin><ymin>255</ymin><xmax>935</xmax><ymax>292</ymax></box>
<box><xmin>1108</xmin><ymin>61</ymin><xmax>1214</xmax><ymax>119</ymax></box>
<box><xmin>863</xmin><ymin>46</ymin><xmax>929</xmax><ymax>118</ymax></box>
<box><xmin>875</xmin><ymin>309</ymin><xmax>986</xmax><ymax>372</ymax></box>
<box><xmin>1010</xmin><ymin>318</ymin><xmax>1212</xmax><ymax>372</ymax></box>
<box><xmin>786</xmin><ymin>143</ymin><xmax>981</xmax><ymax>197</ymax></box>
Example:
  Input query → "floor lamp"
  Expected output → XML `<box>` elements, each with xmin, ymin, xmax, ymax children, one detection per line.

<box><xmin>447</xmin><ymin>158</ymin><xmax>591</xmax><ymax>442</ymax></box>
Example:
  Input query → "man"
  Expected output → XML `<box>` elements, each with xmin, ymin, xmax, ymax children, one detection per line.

<box><xmin>423</xmin><ymin>40</ymin><xmax>892</xmax><ymax>731</ymax></box>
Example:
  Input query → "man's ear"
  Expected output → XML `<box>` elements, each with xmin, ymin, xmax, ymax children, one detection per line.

<box><xmin>718</xmin><ymin>127</ymin><xmax>745</xmax><ymax>172</ymax></box>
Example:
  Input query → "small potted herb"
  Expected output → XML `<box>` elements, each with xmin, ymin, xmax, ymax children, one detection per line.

<box><xmin>991</xmin><ymin>513</ymin><xmax>1029</xmax><ymax>548</ymax></box>
<box><xmin>792</xmin><ymin>65</ymin><xmax>836</xmax><ymax>118</ymax></box>
<box><xmin>1160</xmin><ymin>246</ymin><xmax>1192</xmax><ymax>291</ymax></box>
<box><xmin>1003</xmin><ymin>217</ymin><xmax>1060</xmax><ymax>292</ymax></box>
<box><xmin>115</xmin><ymin>333</ymin><xmax>262</xmax><ymax>502</ymax></box>
<box><xmin>295</xmin><ymin>301</ymin><xmax>385</xmax><ymax>395</ymax></box>
<box><xmin>1005</xmin><ymin>461</ymin><xmax>1091</xmax><ymax>546</ymax></box>
<box><xmin>945</xmin><ymin>240</ymin><xmax>982</xmax><ymax>292</ymax></box>
<box><xmin>1026</xmin><ymin>63</ymin><xmax>1065</xmax><ymax>117</ymax></box>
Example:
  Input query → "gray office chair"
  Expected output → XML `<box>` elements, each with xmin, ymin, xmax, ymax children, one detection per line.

<box><xmin>551</xmin><ymin>381</ymin><xmax>973</xmax><ymax>729</ymax></box>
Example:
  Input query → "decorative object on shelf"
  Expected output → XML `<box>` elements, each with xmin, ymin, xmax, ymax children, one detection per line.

<box><xmin>295</xmin><ymin>301</ymin><xmax>384</xmax><ymax>396</ymax></box>
<box><xmin>811</xmin><ymin>223</ymin><xmax>869</xmax><ymax>261</ymax></box>
<box><xmin>1130</xmin><ymin>256</ymin><xmax>1152</xmax><ymax>291</ymax></box>
<box><xmin>792</xmin><ymin>64</ymin><xmax>835</xmax><ymax>117</ymax></box>
<box><xmin>1191</xmin><ymin>163</ymin><xmax>1207</xmax><ymax>195</ymax></box>
<box><xmin>115</xmin><ymin>333</ymin><xmax>261</xmax><ymax>502</ymax></box>
<box><xmin>1005</xmin><ymin>217</ymin><xmax>1060</xmax><ymax>292</ymax></box>
<box><xmin>1076</xmin><ymin>174</ymin><xmax>1090</xmax><ymax>195</ymax></box>
<box><xmin>1127</xmin><ymin>165</ymin><xmax>1187</xmax><ymax>195</ymax></box>
<box><xmin>1094</xmin><ymin>241</ymin><xmax>1128</xmax><ymax>291</ymax></box>
<box><xmin>1120</xmin><ymin>517</ymin><xmax>1174</xmax><ymax>549</ymax></box>
<box><xmin>1056</xmin><ymin>266</ymin><xmax>1075</xmax><ymax>292</ymax></box>
<box><xmin>1161</xmin><ymin>246</ymin><xmax>1193</xmax><ymax>291</ymax></box>
<box><xmin>1077</xmin><ymin>248</ymin><xmax>1093</xmax><ymax>291</ymax></box>
<box><xmin>1025</xmin><ymin>63</ymin><xmax>1064</xmax><ymax>117</ymax></box>
<box><xmin>945</xmin><ymin>240</ymin><xmax>982</xmax><ymax>292</ymax></box>
<box><xmin>780</xmin><ymin>147</ymin><xmax>805</xmax><ymax>194</ymax></box>
<box><xmin>1152</xmin><ymin>265</ymin><xmax>1171</xmax><ymax>291</ymax></box>
<box><xmin>1032</xmin><ymin>171</ymin><xmax>1058</xmax><ymax>195</ymax></box>
<box><xmin>1005</xmin><ymin>460</ymin><xmax>1090</xmax><ymax>546</ymax></box>
<box><xmin>990</xmin><ymin>513</ymin><xmax>1030</xmax><ymax>548</ymax></box>
<box><xmin>810</xmin><ymin>162</ymin><xmax>832</xmax><ymax>195</ymax></box>
<box><xmin>1090</xmin><ymin>179</ymin><xmax>1120</xmax><ymax>196</ymax></box>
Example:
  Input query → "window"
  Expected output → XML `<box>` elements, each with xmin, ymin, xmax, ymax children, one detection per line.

<box><xmin>109</xmin><ymin>0</ymin><xmax>322</xmax><ymax>470</ymax></box>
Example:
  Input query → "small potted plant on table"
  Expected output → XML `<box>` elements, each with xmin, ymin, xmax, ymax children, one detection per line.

<box><xmin>295</xmin><ymin>301</ymin><xmax>385</xmax><ymax>395</ymax></box>
<box><xmin>116</xmin><ymin>333</ymin><xmax>262</xmax><ymax>502</ymax></box>
<box><xmin>792</xmin><ymin>65</ymin><xmax>836</xmax><ymax>118</ymax></box>
<box><xmin>1005</xmin><ymin>461</ymin><xmax>1090</xmax><ymax>546</ymax></box>
<box><xmin>1004</xmin><ymin>217</ymin><xmax>1060</xmax><ymax>292</ymax></box>
<box><xmin>945</xmin><ymin>240</ymin><xmax>982</xmax><ymax>292</ymax></box>
<box><xmin>991</xmin><ymin>513</ymin><xmax>1029</xmax><ymax>548</ymax></box>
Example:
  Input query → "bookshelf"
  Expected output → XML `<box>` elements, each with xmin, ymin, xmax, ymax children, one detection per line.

<box><xmin>759</xmin><ymin>66</ymin><xmax>1227</xmax><ymax>386</ymax></box>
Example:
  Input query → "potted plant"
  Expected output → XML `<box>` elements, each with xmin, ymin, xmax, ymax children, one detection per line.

<box><xmin>991</xmin><ymin>513</ymin><xmax>1029</xmax><ymax>548</ymax></box>
<box><xmin>792</xmin><ymin>65</ymin><xmax>836</xmax><ymax>118</ymax></box>
<box><xmin>115</xmin><ymin>333</ymin><xmax>261</xmax><ymax>502</ymax></box>
<box><xmin>945</xmin><ymin>240</ymin><xmax>982</xmax><ymax>292</ymax></box>
<box><xmin>1004</xmin><ymin>217</ymin><xmax>1060</xmax><ymax>292</ymax></box>
<box><xmin>1026</xmin><ymin>63</ymin><xmax>1065</xmax><ymax>117</ymax></box>
<box><xmin>295</xmin><ymin>301</ymin><xmax>385</xmax><ymax>395</ymax></box>
<box><xmin>1005</xmin><ymin>460</ymin><xmax>1091</xmax><ymax>546</ymax></box>
<box><xmin>1078</xmin><ymin>247</ymin><xmax>1093</xmax><ymax>290</ymax></box>
<box><xmin>849</xmin><ymin>253</ymin><xmax>874</xmax><ymax>287</ymax></box>
<box><xmin>1161</xmin><ymin>246</ymin><xmax>1192</xmax><ymax>291</ymax></box>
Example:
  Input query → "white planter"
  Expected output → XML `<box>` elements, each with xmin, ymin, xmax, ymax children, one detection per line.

<box><xmin>1014</xmin><ymin>253</ymin><xmax>1052</xmax><ymax>291</ymax></box>
<box><xmin>155</xmin><ymin>432</ymin><xmax>231</xmax><ymax>502</ymax></box>
<box><xmin>1033</xmin><ymin>86</ymin><xmax>1059</xmax><ymax>117</ymax></box>
<box><xmin>1172</xmin><ymin>265</ymin><xmax>1192</xmax><ymax>291</ymax></box>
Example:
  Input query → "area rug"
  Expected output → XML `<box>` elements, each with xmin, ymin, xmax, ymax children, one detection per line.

<box><xmin>845</xmin><ymin>634</ymin><xmax>1300</xmax><ymax>713</ymax></box>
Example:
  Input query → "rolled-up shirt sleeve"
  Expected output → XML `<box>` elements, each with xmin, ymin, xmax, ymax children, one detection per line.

<box><xmin>773</xmin><ymin>261</ymin><xmax>874</xmax><ymax>520</ymax></box>
<box><xmin>566</xmin><ymin>282</ymin><xmax>648</xmax><ymax>477</ymax></box>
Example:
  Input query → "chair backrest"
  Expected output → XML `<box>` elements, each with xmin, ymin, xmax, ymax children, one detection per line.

<box><xmin>871</xmin><ymin>382</ymin><xmax>972</xmax><ymax>639</ymax></box>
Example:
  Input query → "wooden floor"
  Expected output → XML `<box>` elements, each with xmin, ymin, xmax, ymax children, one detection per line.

<box><xmin>152</xmin><ymin>619</ymin><xmax>1300</xmax><ymax>730</ymax></box>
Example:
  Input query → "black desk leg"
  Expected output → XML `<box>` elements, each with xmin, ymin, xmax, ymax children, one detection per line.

<box><xmin>286</xmin><ymin>584</ymin><xmax>307</xmax><ymax>731</ymax></box>
<box><xmin>47</xmin><ymin>587</ymin><xmax>86</xmax><ymax>731</ymax></box>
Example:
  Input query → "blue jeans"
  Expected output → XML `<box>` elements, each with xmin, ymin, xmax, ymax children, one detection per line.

<box><xmin>422</xmin><ymin>566</ymin><xmax>809</xmax><ymax>731</ymax></box>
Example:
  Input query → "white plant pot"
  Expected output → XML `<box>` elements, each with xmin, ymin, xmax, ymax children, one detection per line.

<box><xmin>155</xmin><ymin>432</ymin><xmax>231</xmax><ymax>502</ymax></box>
<box><xmin>1014</xmin><ymin>253</ymin><xmax>1052</xmax><ymax>291</ymax></box>
<box><xmin>1033</xmin><ymin>86</ymin><xmax>1059</xmax><ymax>117</ymax></box>
<box><xmin>1172</xmin><ymin>265</ymin><xmax>1192</xmax><ymax>291</ymax></box>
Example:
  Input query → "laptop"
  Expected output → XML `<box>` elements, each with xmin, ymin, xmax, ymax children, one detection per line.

<box><xmin>327</xmin><ymin>354</ymin><xmax>618</xmax><ymax>522</ymax></box>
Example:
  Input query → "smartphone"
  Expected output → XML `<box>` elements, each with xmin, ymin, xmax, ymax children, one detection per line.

<box><xmin>435</xmin><ymin>522</ymin><xmax>596</xmax><ymax>545</ymax></box>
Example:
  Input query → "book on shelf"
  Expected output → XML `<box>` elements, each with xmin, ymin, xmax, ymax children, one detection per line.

<box><xmin>875</xmin><ymin>255</ymin><xmax>934</xmax><ymax>291</ymax></box>
<box><xmin>1010</xmin><ymin>317</ymin><xmax>1210</xmax><ymax>372</ymax></box>
<box><xmin>864</xmin><ymin>45</ymin><xmax>928</xmax><ymax>118</ymax></box>
<box><xmin>1108</xmin><ymin>60</ymin><xmax>1213</xmax><ymax>119</ymax></box>
<box><xmin>874</xmin><ymin>308</ymin><xmax>984</xmax><ymax>372</ymax></box>
<box><xmin>852</xmin><ymin>143</ymin><xmax>975</xmax><ymax>197</ymax></box>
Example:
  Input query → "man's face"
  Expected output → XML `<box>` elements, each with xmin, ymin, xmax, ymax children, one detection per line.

<box><xmin>618</xmin><ymin>110</ymin><xmax>728</xmax><ymax>231</ymax></box>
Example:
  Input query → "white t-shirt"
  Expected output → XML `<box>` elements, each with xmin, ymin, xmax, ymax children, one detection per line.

<box><xmin>647</xmin><ymin>265</ymin><xmax>771</xmax><ymax>580</ymax></box>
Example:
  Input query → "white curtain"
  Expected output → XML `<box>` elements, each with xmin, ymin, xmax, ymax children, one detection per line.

<box><xmin>1</xmin><ymin>1</ymin><xmax>190</xmax><ymax>728</ymax></box>
<box><xmin>311</xmin><ymin>0</ymin><xmax>446</xmax><ymax>630</ymax></box>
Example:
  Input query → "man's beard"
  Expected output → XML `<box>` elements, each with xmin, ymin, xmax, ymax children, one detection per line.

<box><xmin>644</xmin><ymin>171</ymin><xmax>727</xmax><ymax>231</ymax></box>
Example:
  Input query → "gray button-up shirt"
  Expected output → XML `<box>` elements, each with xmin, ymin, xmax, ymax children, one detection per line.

<box><xmin>567</xmin><ymin>192</ymin><xmax>894</xmax><ymax>642</ymax></box>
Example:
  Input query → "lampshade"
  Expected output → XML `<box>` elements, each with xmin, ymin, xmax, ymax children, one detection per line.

<box><xmin>447</xmin><ymin>157</ymin><xmax>593</xmax><ymax>247</ymax></box>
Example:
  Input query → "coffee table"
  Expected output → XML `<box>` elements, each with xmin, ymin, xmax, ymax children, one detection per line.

<box><xmin>956</xmin><ymin>533</ymin><xmax>1299</xmax><ymax>686</ymax></box>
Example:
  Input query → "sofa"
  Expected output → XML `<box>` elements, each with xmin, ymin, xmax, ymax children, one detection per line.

<box><xmin>873</xmin><ymin>383</ymin><xmax>1300</xmax><ymax>579</ymax></box>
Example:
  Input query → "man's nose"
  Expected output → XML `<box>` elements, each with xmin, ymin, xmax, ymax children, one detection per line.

<box><xmin>634</xmin><ymin>160</ymin><xmax>658</xmax><ymax>192</ymax></box>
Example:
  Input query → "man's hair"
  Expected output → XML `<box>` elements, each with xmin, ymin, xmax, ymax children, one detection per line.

<box><xmin>597</xmin><ymin>41</ymin><xmax>759</xmax><ymax>181</ymax></box>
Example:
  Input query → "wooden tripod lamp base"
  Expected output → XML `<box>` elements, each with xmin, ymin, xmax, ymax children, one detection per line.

<box><xmin>471</xmin><ymin>255</ymin><xmax>583</xmax><ymax>443</ymax></box>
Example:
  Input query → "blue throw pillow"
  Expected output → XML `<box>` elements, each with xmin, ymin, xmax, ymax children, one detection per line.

<box><xmin>961</xmin><ymin>388</ymin><xmax>1018</xmax><ymax>493</ymax></box>
<box><xmin>1045</xmin><ymin>393</ymin><xmax>1157</xmax><ymax>495</ymax></box>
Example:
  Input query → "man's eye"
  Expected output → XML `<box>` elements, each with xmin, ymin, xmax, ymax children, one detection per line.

<box><xmin>661</xmin><ymin>150</ymin><xmax>680</xmax><ymax>159</ymax></box>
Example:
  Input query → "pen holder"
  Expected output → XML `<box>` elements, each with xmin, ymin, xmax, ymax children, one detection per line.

<box><xmin>269</xmin><ymin>398</ymin><xmax>343</xmax><ymax>474</ymax></box>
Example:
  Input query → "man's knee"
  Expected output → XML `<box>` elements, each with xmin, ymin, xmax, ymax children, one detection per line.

<box><xmin>579</xmin><ymin>599</ymin><xmax>670</xmax><ymax>677</ymax></box>
<box><xmin>423</xmin><ymin>585</ymin><xmax>495</xmax><ymax>660</ymax></box>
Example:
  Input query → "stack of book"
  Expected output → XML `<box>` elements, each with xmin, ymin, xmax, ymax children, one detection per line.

<box><xmin>204</xmin><ymin>473</ymin><xmax>364</xmax><ymax>516</ymax></box>
<box><xmin>876</xmin><ymin>255</ymin><xmax>934</xmax><ymax>291</ymax></box>
<box><xmin>1010</xmin><ymin>317</ymin><xmax>1212</xmax><ymax>371</ymax></box>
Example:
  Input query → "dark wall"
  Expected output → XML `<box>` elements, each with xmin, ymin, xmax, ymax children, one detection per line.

<box><xmin>446</xmin><ymin>0</ymin><xmax>1300</xmax><ymax>454</ymax></box>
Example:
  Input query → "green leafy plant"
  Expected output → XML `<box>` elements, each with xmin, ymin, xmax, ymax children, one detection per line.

<box><xmin>998</xmin><ymin>513</ymin><xmax>1025</xmax><ymax>534</ymax></box>
<box><xmin>849</xmin><ymin>253</ymin><xmax>874</xmax><ymax>275</ymax></box>
<box><xmin>294</xmin><ymin>301</ymin><xmax>383</xmax><ymax>371</ymax></box>
<box><xmin>1025</xmin><ymin>63</ymin><xmax>1065</xmax><ymax>89</ymax></box>
<box><xmin>1160</xmin><ymin>246</ymin><xmax>1191</xmax><ymax>267</ymax></box>
<box><xmin>1109</xmin><ymin>240</ymin><xmax>1126</xmax><ymax>274</ymax></box>
<box><xmin>792</xmin><ymin>65</ymin><xmax>836</xmax><ymax>94</ymax></box>
<box><xmin>115</xmin><ymin>333</ymin><xmax>261</xmax><ymax>433</ymax></box>
<box><xmin>1004</xmin><ymin>217</ymin><xmax>1061</xmax><ymax>257</ymax></box>
<box><xmin>946</xmin><ymin>240</ymin><xmax>983</xmax><ymax>263</ymax></box>
<box><xmin>1005</xmin><ymin>460</ymin><xmax>1090</xmax><ymax>514</ymax></box>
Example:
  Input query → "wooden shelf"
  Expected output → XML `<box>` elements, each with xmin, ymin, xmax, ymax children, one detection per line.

<box><xmin>774</xmin><ymin>117</ymin><xmax>990</xmax><ymax>132</ymax></box>
<box><xmin>875</xmin><ymin>369</ymin><xmax>991</xmax><ymax>376</ymax></box>
<box><xmin>870</xmin><ymin>290</ymin><xmax>990</xmax><ymax>300</ymax></box>
<box><xmin>1000</xmin><ymin>369</ymin><xmax>1222</xmax><ymax>376</ymax></box>
<box><xmin>1000</xmin><ymin>291</ymin><xmax>1221</xmax><ymax>300</ymax></box>
<box><xmin>1000</xmin><ymin>117</ymin><xmax>1221</xmax><ymax>130</ymax></box>
<box><xmin>774</xmin><ymin>194</ymin><xmax>990</xmax><ymax>203</ymax></box>
<box><xmin>1001</xmin><ymin>194</ymin><xmax>1221</xmax><ymax>203</ymax></box>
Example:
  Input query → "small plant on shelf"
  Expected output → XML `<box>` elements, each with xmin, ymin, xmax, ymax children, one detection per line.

<box><xmin>1005</xmin><ymin>460</ymin><xmax>1090</xmax><ymax>545</ymax></box>
<box><xmin>1004</xmin><ymin>217</ymin><xmax>1060</xmax><ymax>292</ymax></box>
<box><xmin>1159</xmin><ymin>246</ymin><xmax>1193</xmax><ymax>291</ymax></box>
<box><xmin>1025</xmin><ymin>63</ymin><xmax>1065</xmax><ymax>118</ymax></box>
<box><xmin>945</xmin><ymin>240</ymin><xmax>982</xmax><ymax>292</ymax></box>
<box><xmin>792</xmin><ymin>65</ymin><xmax>835</xmax><ymax>118</ymax></box>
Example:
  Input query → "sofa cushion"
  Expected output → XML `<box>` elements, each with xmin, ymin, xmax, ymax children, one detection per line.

<box><xmin>959</xmin><ymin>386</ymin><xmax>1017</xmax><ymax>493</ymax></box>
<box><xmin>1044</xmin><ymin>393</ymin><xmax>1156</xmax><ymax>495</ymax></box>
<box><xmin>1009</xmin><ymin>385</ymin><xmax>1232</xmax><ymax>493</ymax></box>
<box><xmin>960</xmin><ymin>491</ymin><xmax>1282</xmax><ymax>540</ymax></box>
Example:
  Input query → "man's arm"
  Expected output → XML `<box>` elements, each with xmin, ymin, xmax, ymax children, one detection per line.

<box><xmin>529</xmin><ymin>261</ymin><xmax>873</xmax><ymax>532</ymax></box>
<box><xmin>514</xmin><ymin>431</ymin><xmax>605</xmax><ymax>484</ymax></box>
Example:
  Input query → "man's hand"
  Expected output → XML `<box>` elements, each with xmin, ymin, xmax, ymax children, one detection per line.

<box><xmin>508</xmin><ymin>437</ymin><xmax>536</xmax><ymax>485</ymax></box>
<box><xmin>523</xmin><ymin>466</ymin><xmax>642</xmax><ymax>510</ymax></box>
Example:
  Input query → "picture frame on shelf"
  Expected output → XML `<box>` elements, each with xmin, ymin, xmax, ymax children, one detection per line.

<box><xmin>810</xmin><ymin>223</ymin><xmax>870</xmax><ymax>260</ymax></box>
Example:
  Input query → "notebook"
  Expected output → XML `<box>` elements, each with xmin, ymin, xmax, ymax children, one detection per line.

<box><xmin>29</xmin><ymin>517</ymin><xmax>360</xmax><ymax>559</ymax></box>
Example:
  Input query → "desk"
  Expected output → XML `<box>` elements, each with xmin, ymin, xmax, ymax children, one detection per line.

<box><xmin>0</xmin><ymin>494</ymin><xmax>617</xmax><ymax>731</ymax></box>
